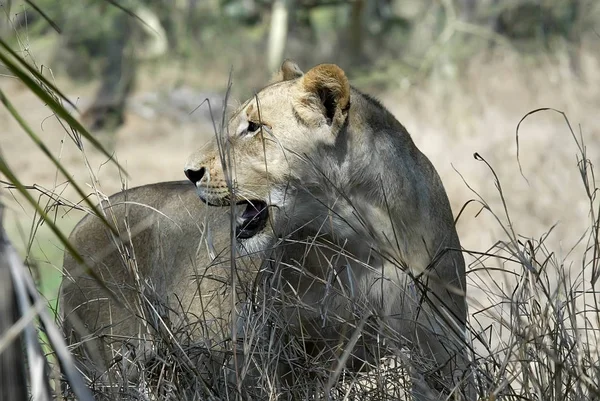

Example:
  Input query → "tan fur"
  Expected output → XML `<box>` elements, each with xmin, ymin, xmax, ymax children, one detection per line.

<box><xmin>184</xmin><ymin>61</ymin><xmax>473</xmax><ymax>399</ymax></box>
<box><xmin>62</xmin><ymin>61</ymin><xmax>473</xmax><ymax>400</ymax></box>
<box><xmin>60</xmin><ymin>182</ymin><xmax>263</xmax><ymax>386</ymax></box>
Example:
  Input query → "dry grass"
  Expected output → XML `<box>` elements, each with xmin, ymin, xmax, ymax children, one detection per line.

<box><xmin>55</xmin><ymin>116</ymin><xmax>600</xmax><ymax>401</ymax></box>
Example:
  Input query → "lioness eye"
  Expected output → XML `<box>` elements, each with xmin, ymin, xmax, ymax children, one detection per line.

<box><xmin>247</xmin><ymin>121</ymin><xmax>261</xmax><ymax>133</ymax></box>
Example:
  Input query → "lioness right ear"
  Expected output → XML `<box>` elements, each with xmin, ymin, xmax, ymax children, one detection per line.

<box><xmin>300</xmin><ymin>64</ymin><xmax>350</xmax><ymax>131</ymax></box>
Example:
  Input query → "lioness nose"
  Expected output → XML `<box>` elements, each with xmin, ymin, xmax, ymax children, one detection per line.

<box><xmin>184</xmin><ymin>167</ymin><xmax>206</xmax><ymax>185</ymax></box>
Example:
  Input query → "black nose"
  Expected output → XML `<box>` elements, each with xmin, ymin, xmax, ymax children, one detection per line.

<box><xmin>184</xmin><ymin>167</ymin><xmax>205</xmax><ymax>185</ymax></box>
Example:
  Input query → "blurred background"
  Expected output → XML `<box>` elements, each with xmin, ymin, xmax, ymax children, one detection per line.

<box><xmin>0</xmin><ymin>0</ymin><xmax>599</xmax><ymax>333</ymax></box>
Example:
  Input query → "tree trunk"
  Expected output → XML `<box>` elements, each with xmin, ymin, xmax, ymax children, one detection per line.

<box><xmin>81</xmin><ymin>12</ymin><xmax>137</xmax><ymax>132</ymax></box>
<box><xmin>349</xmin><ymin>0</ymin><xmax>365</xmax><ymax>65</ymax></box>
<box><xmin>567</xmin><ymin>0</ymin><xmax>583</xmax><ymax>78</ymax></box>
<box><xmin>268</xmin><ymin>0</ymin><xmax>291</xmax><ymax>72</ymax></box>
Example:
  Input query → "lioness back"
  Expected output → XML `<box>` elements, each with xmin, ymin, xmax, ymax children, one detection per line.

<box><xmin>61</xmin><ymin>181</ymin><xmax>262</xmax><ymax>381</ymax></box>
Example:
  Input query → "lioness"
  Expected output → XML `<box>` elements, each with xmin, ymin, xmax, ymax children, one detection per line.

<box><xmin>62</xmin><ymin>61</ymin><xmax>472</xmax><ymax>400</ymax></box>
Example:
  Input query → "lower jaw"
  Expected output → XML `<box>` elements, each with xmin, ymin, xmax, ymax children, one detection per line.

<box><xmin>236</xmin><ymin>228</ymin><xmax>255</xmax><ymax>239</ymax></box>
<box><xmin>235</xmin><ymin>221</ymin><xmax>267</xmax><ymax>239</ymax></box>
<box><xmin>234</xmin><ymin>231</ymin><xmax>274</xmax><ymax>255</ymax></box>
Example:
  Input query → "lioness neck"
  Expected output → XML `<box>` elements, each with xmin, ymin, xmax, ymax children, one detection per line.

<box><xmin>306</xmin><ymin>88</ymin><xmax>461</xmax><ymax>276</ymax></box>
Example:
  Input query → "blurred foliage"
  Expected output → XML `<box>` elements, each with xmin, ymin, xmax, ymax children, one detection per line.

<box><xmin>0</xmin><ymin>0</ymin><xmax>596</xmax><ymax>128</ymax></box>
<box><xmin>3</xmin><ymin>0</ymin><xmax>594</xmax><ymax>69</ymax></box>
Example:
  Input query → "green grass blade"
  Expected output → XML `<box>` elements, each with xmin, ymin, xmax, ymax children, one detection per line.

<box><xmin>24</xmin><ymin>0</ymin><xmax>62</xmax><ymax>34</ymax></box>
<box><xmin>0</xmin><ymin>156</ymin><xmax>120</xmax><ymax>303</ymax></box>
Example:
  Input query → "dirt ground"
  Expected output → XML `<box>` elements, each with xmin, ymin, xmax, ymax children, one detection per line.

<box><xmin>1</xmin><ymin>43</ymin><xmax>599</xmax><ymax>355</ymax></box>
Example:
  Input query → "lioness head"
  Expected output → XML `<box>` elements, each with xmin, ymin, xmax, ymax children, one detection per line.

<box><xmin>185</xmin><ymin>60</ymin><xmax>353</xmax><ymax>251</ymax></box>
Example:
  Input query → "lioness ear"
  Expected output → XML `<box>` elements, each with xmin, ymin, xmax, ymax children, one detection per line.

<box><xmin>281</xmin><ymin>59</ymin><xmax>304</xmax><ymax>81</ymax></box>
<box><xmin>301</xmin><ymin>64</ymin><xmax>350</xmax><ymax>129</ymax></box>
<box><xmin>271</xmin><ymin>59</ymin><xmax>304</xmax><ymax>83</ymax></box>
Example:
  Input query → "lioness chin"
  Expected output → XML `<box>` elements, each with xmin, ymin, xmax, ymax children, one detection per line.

<box><xmin>62</xmin><ymin>60</ymin><xmax>473</xmax><ymax>400</ymax></box>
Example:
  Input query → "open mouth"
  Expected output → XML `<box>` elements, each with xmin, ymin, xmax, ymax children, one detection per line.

<box><xmin>235</xmin><ymin>200</ymin><xmax>269</xmax><ymax>239</ymax></box>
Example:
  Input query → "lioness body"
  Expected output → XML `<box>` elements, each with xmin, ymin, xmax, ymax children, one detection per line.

<box><xmin>63</xmin><ymin>61</ymin><xmax>472</xmax><ymax>400</ymax></box>
<box><xmin>61</xmin><ymin>181</ymin><xmax>262</xmax><ymax>381</ymax></box>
